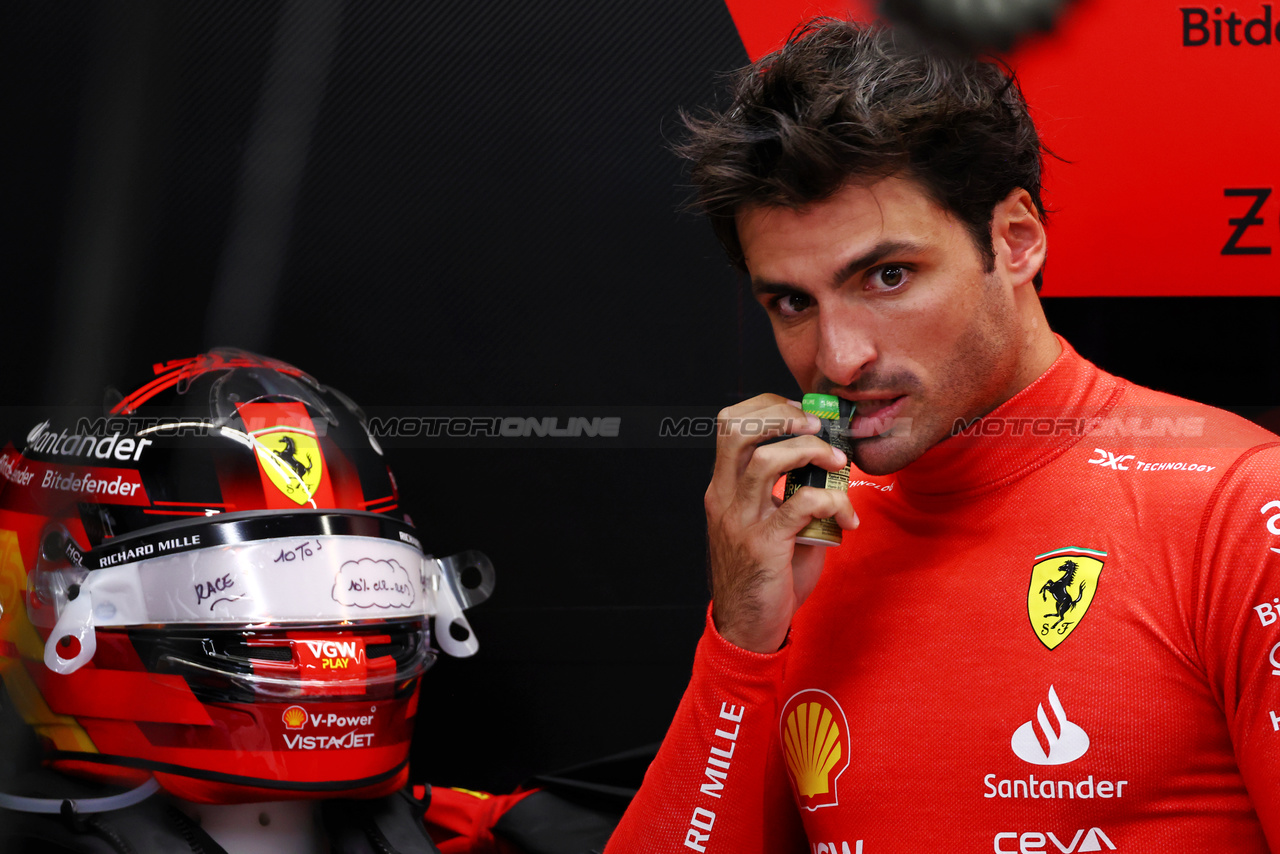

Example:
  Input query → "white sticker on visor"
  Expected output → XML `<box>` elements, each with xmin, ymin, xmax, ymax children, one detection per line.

<box><xmin>114</xmin><ymin>536</ymin><xmax>434</xmax><ymax>624</ymax></box>
<box><xmin>41</xmin><ymin>535</ymin><xmax>443</xmax><ymax>674</ymax></box>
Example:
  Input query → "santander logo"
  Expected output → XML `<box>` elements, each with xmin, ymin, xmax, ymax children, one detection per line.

<box><xmin>1011</xmin><ymin>685</ymin><xmax>1089</xmax><ymax>765</ymax></box>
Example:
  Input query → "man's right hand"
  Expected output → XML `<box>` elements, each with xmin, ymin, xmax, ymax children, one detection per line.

<box><xmin>705</xmin><ymin>394</ymin><xmax>858</xmax><ymax>653</ymax></box>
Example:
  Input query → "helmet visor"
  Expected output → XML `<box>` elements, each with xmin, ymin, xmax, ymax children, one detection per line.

<box><xmin>28</xmin><ymin>510</ymin><xmax>491</xmax><ymax>674</ymax></box>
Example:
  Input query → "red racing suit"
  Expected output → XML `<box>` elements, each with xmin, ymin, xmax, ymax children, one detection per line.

<box><xmin>607</xmin><ymin>340</ymin><xmax>1280</xmax><ymax>853</ymax></box>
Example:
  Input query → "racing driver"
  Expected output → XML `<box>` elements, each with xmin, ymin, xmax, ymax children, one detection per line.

<box><xmin>606</xmin><ymin>19</ymin><xmax>1280</xmax><ymax>853</ymax></box>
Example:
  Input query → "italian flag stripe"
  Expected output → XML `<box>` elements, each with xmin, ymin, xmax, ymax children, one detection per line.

<box><xmin>1034</xmin><ymin>546</ymin><xmax>1108</xmax><ymax>560</ymax></box>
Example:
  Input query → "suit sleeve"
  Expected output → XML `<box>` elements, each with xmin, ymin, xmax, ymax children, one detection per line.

<box><xmin>604</xmin><ymin>608</ymin><xmax>807</xmax><ymax>854</ymax></box>
<box><xmin>1196</xmin><ymin>442</ymin><xmax>1280</xmax><ymax>850</ymax></box>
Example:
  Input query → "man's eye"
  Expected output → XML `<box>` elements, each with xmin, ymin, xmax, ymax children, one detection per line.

<box><xmin>775</xmin><ymin>293</ymin><xmax>812</xmax><ymax>317</ymax></box>
<box><xmin>871</xmin><ymin>265</ymin><xmax>908</xmax><ymax>290</ymax></box>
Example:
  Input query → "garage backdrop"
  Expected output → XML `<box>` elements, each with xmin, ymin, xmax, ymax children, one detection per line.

<box><xmin>2</xmin><ymin>0</ymin><xmax>1277</xmax><ymax>793</ymax></box>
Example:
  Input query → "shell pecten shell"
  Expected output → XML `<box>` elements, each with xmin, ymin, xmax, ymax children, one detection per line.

<box><xmin>782</xmin><ymin>700</ymin><xmax>843</xmax><ymax>798</ymax></box>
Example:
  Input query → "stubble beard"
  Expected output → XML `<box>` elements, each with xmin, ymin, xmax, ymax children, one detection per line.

<box><xmin>846</xmin><ymin>272</ymin><xmax>1020</xmax><ymax>477</ymax></box>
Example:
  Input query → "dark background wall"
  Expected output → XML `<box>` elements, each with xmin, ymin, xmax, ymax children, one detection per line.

<box><xmin>2</xmin><ymin>1</ymin><xmax>1277</xmax><ymax>793</ymax></box>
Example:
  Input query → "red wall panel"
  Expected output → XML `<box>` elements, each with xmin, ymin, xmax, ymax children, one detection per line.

<box><xmin>722</xmin><ymin>0</ymin><xmax>1280</xmax><ymax>295</ymax></box>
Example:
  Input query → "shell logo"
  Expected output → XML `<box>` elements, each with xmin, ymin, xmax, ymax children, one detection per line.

<box><xmin>779</xmin><ymin>689</ymin><xmax>850</xmax><ymax>810</ymax></box>
<box><xmin>282</xmin><ymin>705</ymin><xmax>308</xmax><ymax>730</ymax></box>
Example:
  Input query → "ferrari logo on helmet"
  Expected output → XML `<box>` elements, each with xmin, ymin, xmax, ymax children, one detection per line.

<box><xmin>779</xmin><ymin>689</ymin><xmax>849</xmax><ymax>811</ymax></box>
<box><xmin>1027</xmin><ymin>547</ymin><xmax>1106</xmax><ymax>650</ymax></box>
<box><xmin>254</xmin><ymin>429</ymin><xmax>323</xmax><ymax>505</ymax></box>
<box><xmin>237</xmin><ymin>401</ymin><xmax>331</xmax><ymax>507</ymax></box>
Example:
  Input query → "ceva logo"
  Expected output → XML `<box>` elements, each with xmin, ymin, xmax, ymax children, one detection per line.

<box><xmin>995</xmin><ymin>828</ymin><xmax>1114</xmax><ymax>853</ymax></box>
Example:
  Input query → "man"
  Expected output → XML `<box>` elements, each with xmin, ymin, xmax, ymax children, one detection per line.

<box><xmin>606</xmin><ymin>19</ymin><xmax>1280</xmax><ymax>853</ymax></box>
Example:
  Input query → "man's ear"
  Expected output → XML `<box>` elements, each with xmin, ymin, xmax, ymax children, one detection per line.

<box><xmin>992</xmin><ymin>188</ymin><xmax>1047</xmax><ymax>289</ymax></box>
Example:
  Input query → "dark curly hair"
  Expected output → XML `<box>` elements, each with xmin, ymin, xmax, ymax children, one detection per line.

<box><xmin>680</xmin><ymin>19</ymin><xmax>1050</xmax><ymax>288</ymax></box>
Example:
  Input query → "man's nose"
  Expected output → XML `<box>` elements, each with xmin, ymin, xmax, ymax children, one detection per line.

<box><xmin>814</xmin><ymin>303</ymin><xmax>877</xmax><ymax>388</ymax></box>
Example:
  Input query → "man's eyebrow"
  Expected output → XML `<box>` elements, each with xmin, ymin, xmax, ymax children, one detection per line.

<box><xmin>749</xmin><ymin>239</ymin><xmax>930</xmax><ymax>295</ymax></box>
<box><xmin>829</xmin><ymin>240</ymin><xmax>929</xmax><ymax>287</ymax></box>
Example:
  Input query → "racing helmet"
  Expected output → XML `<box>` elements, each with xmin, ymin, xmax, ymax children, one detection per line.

<box><xmin>0</xmin><ymin>350</ymin><xmax>493</xmax><ymax>803</ymax></box>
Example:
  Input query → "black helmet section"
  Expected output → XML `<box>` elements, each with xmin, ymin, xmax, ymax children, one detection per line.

<box><xmin>14</xmin><ymin>349</ymin><xmax>402</xmax><ymax>549</ymax></box>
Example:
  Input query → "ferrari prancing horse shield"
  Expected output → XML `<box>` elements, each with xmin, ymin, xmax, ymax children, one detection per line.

<box><xmin>236</xmin><ymin>400</ymin><xmax>335</xmax><ymax>509</ymax></box>
<box><xmin>1027</xmin><ymin>547</ymin><xmax>1106</xmax><ymax>650</ymax></box>
<box><xmin>253</xmin><ymin>427</ymin><xmax>323</xmax><ymax>504</ymax></box>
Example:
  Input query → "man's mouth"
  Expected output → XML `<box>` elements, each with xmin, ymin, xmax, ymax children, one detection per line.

<box><xmin>846</xmin><ymin>396</ymin><xmax>907</xmax><ymax>438</ymax></box>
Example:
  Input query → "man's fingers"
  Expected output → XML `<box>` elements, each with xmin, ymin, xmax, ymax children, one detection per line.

<box><xmin>711</xmin><ymin>398</ymin><xmax>821</xmax><ymax>485</ymax></box>
<box><xmin>738</xmin><ymin>436</ymin><xmax>847</xmax><ymax>514</ymax></box>
<box><xmin>770</xmin><ymin>486</ymin><xmax>859</xmax><ymax>537</ymax></box>
<box><xmin>703</xmin><ymin>394</ymin><xmax>859</xmax><ymax>655</ymax></box>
